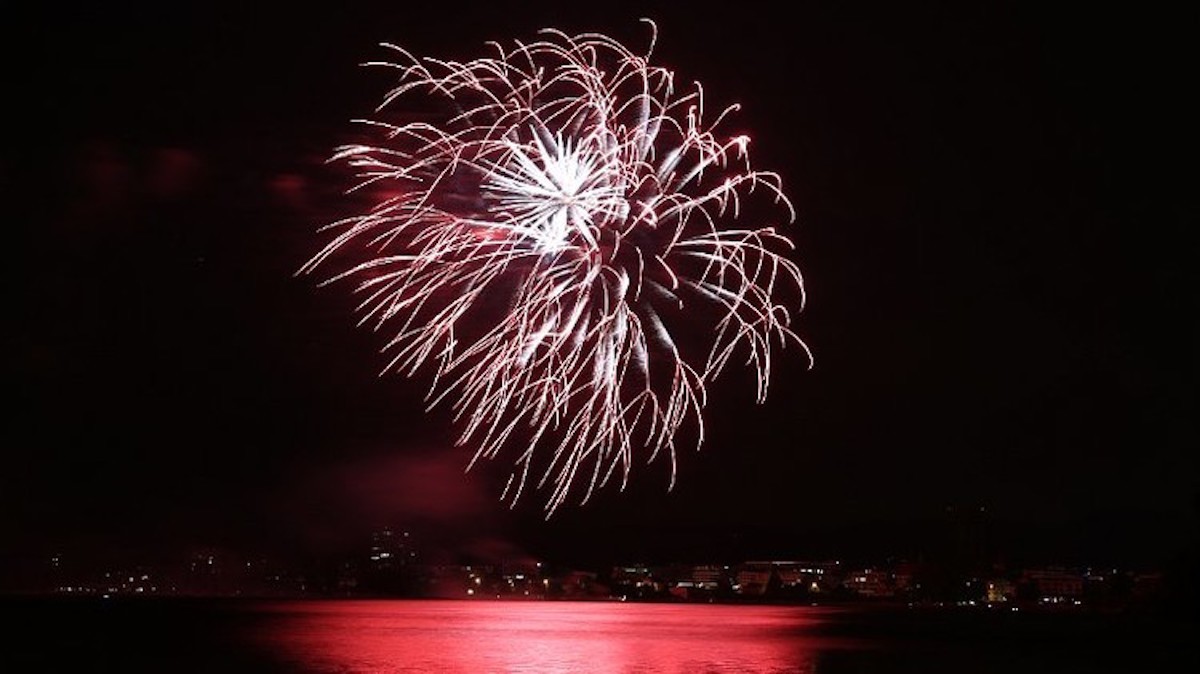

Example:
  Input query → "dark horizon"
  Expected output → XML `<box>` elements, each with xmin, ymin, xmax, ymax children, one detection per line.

<box><xmin>4</xmin><ymin>0</ymin><xmax>1194</xmax><ymax>582</ymax></box>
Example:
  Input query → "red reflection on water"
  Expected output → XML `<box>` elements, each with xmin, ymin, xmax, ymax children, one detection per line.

<box><xmin>247</xmin><ymin>600</ymin><xmax>849</xmax><ymax>673</ymax></box>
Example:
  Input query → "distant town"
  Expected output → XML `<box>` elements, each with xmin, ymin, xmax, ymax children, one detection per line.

<box><xmin>11</xmin><ymin>526</ymin><xmax>1180</xmax><ymax>614</ymax></box>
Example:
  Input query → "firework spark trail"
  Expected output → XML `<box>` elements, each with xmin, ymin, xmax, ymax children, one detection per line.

<box><xmin>300</xmin><ymin>21</ymin><xmax>811</xmax><ymax>514</ymax></box>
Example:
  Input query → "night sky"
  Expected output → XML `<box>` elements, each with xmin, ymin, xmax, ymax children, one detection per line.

<box><xmin>4</xmin><ymin>1</ymin><xmax>1194</xmax><ymax>575</ymax></box>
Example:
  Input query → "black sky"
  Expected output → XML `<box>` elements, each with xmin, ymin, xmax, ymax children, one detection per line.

<box><xmin>4</xmin><ymin>1</ymin><xmax>1195</xmax><ymax>573</ymax></box>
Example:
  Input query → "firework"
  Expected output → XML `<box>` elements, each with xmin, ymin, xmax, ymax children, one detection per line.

<box><xmin>300</xmin><ymin>21</ymin><xmax>810</xmax><ymax>514</ymax></box>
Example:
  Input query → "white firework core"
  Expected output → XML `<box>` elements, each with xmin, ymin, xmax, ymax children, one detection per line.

<box><xmin>300</xmin><ymin>21</ymin><xmax>811</xmax><ymax>514</ymax></box>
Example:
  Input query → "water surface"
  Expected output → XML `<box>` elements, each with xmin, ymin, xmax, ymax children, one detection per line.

<box><xmin>250</xmin><ymin>600</ymin><xmax>846</xmax><ymax>673</ymax></box>
<box><xmin>4</xmin><ymin>597</ymin><xmax>1196</xmax><ymax>673</ymax></box>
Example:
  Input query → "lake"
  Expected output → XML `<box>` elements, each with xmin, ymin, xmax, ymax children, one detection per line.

<box><xmin>3</xmin><ymin>598</ymin><xmax>1196</xmax><ymax>672</ymax></box>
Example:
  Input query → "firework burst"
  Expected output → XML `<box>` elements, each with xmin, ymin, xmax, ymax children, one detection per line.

<box><xmin>300</xmin><ymin>21</ymin><xmax>811</xmax><ymax>514</ymax></box>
